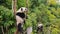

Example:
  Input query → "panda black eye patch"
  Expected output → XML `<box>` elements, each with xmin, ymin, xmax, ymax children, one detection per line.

<box><xmin>16</xmin><ymin>12</ymin><xmax>25</xmax><ymax>18</ymax></box>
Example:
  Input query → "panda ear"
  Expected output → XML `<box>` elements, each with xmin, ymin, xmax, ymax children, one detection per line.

<box><xmin>21</xmin><ymin>8</ymin><xmax>23</xmax><ymax>11</ymax></box>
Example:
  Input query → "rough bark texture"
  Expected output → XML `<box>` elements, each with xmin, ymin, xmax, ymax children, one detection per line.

<box><xmin>1</xmin><ymin>26</ymin><xmax>4</xmax><ymax>34</ymax></box>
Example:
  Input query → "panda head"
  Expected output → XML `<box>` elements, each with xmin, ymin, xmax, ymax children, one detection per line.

<box><xmin>37</xmin><ymin>24</ymin><xmax>43</xmax><ymax>31</ymax></box>
<box><xmin>17</xmin><ymin>7</ymin><xmax>28</xmax><ymax>13</ymax></box>
<box><xmin>38</xmin><ymin>24</ymin><xmax>43</xmax><ymax>28</ymax></box>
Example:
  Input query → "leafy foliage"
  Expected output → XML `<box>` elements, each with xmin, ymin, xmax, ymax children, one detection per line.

<box><xmin>0</xmin><ymin>0</ymin><xmax>60</xmax><ymax>34</ymax></box>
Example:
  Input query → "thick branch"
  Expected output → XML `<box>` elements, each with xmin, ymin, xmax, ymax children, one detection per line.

<box><xmin>13</xmin><ymin>0</ymin><xmax>17</xmax><ymax>17</ymax></box>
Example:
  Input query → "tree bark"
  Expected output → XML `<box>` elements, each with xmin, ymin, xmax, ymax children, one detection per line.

<box><xmin>12</xmin><ymin>0</ymin><xmax>17</xmax><ymax>34</ymax></box>
<box><xmin>1</xmin><ymin>26</ymin><xmax>4</xmax><ymax>34</ymax></box>
<box><xmin>13</xmin><ymin>0</ymin><xmax>17</xmax><ymax>17</ymax></box>
<box><xmin>6</xmin><ymin>26</ymin><xmax>8</xmax><ymax>34</ymax></box>
<box><xmin>14</xmin><ymin>29</ymin><xmax>18</xmax><ymax>34</ymax></box>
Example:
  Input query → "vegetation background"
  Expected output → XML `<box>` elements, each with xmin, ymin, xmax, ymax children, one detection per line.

<box><xmin>0</xmin><ymin>0</ymin><xmax>60</xmax><ymax>34</ymax></box>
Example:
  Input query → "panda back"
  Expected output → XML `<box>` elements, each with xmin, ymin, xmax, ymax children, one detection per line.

<box><xmin>16</xmin><ymin>15</ymin><xmax>24</xmax><ymax>25</ymax></box>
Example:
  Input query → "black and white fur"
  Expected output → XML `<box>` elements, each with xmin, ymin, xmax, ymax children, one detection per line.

<box><xmin>37</xmin><ymin>24</ymin><xmax>43</xmax><ymax>32</ymax></box>
<box><xmin>16</xmin><ymin>7</ymin><xmax>28</xmax><ymax>33</ymax></box>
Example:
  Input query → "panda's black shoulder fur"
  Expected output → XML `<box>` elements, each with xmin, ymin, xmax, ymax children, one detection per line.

<box><xmin>16</xmin><ymin>12</ymin><xmax>25</xmax><ymax>18</ymax></box>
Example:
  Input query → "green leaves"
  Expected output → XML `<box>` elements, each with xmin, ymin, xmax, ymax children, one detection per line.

<box><xmin>4</xmin><ymin>21</ymin><xmax>14</xmax><ymax>27</ymax></box>
<box><xmin>0</xmin><ymin>0</ymin><xmax>60</xmax><ymax>34</ymax></box>
<box><xmin>17</xmin><ymin>0</ymin><xmax>26</xmax><ymax>8</ymax></box>
<box><xmin>0</xmin><ymin>6</ymin><xmax>15</xmax><ymax>34</ymax></box>
<box><xmin>23</xmin><ymin>13</ymin><xmax>37</xmax><ymax>30</ymax></box>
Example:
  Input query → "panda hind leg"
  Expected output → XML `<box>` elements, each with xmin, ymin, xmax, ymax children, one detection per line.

<box><xmin>17</xmin><ymin>23</ymin><xmax>23</xmax><ymax>33</ymax></box>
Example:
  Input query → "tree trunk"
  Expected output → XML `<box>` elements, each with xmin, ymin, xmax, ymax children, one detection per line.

<box><xmin>6</xmin><ymin>26</ymin><xmax>8</xmax><ymax>34</ymax></box>
<box><xmin>13</xmin><ymin>0</ymin><xmax>17</xmax><ymax>17</ymax></box>
<box><xmin>1</xmin><ymin>26</ymin><xmax>4</xmax><ymax>34</ymax></box>
<box><xmin>12</xmin><ymin>0</ymin><xmax>17</xmax><ymax>34</ymax></box>
<box><xmin>14</xmin><ymin>29</ymin><xmax>18</xmax><ymax>34</ymax></box>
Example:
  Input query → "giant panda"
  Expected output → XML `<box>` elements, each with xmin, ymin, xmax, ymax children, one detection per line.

<box><xmin>37</xmin><ymin>23</ymin><xmax>43</xmax><ymax>32</ymax></box>
<box><xmin>16</xmin><ymin>7</ymin><xmax>28</xmax><ymax>33</ymax></box>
